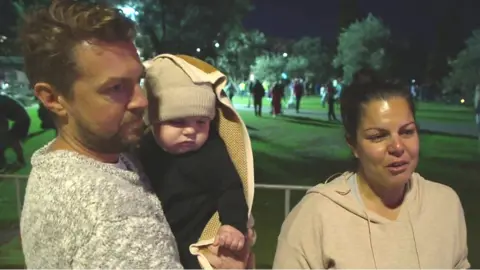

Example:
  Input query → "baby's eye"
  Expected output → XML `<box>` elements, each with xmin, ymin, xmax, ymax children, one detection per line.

<box><xmin>169</xmin><ymin>120</ymin><xmax>185</xmax><ymax>126</ymax></box>
<box><xmin>110</xmin><ymin>84</ymin><xmax>124</xmax><ymax>92</ymax></box>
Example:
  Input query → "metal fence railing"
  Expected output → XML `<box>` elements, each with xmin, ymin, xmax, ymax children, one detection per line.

<box><xmin>0</xmin><ymin>174</ymin><xmax>313</xmax><ymax>220</ymax></box>
<box><xmin>254</xmin><ymin>183</ymin><xmax>312</xmax><ymax>218</ymax></box>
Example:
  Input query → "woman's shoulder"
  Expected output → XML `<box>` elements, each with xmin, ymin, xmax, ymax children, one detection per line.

<box><xmin>415</xmin><ymin>173</ymin><xmax>457</xmax><ymax>193</ymax></box>
<box><xmin>286</xmin><ymin>172</ymin><xmax>354</xmax><ymax>217</ymax></box>
<box><xmin>413</xmin><ymin>172</ymin><xmax>462</xmax><ymax>204</ymax></box>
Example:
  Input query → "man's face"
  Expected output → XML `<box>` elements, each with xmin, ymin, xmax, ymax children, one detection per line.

<box><xmin>63</xmin><ymin>40</ymin><xmax>147</xmax><ymax>154</ymax></box>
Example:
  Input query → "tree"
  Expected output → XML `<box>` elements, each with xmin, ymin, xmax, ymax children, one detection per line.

<box><xmin>111</xmin><ymin>0</ymin><xmax>252</xmax><ymax>57</ymax></box>
<box><xmin>443</xmin><ymin>29</ymin><xmax>480</xmax><ymax>95</ymax></box>
<box><xmin>214</xmin><ymin>29</ymin><xmax>266</xmax><ymax>84</ymax></box>
<box><xmin>284</xmin><ymin>56</ymin><xmax>309</xmax><ymax>79</ymax></box>
<box><xmin>333</xmin><ymin>14</ymin><xmax>391</xmax><ymax>84</ymax></box>
<box><xmin>251</xmin><ymin>54</ymin><xmax>286</xmax><ymax>83</ymax></box>
<box><xmin>0</xmin><ymin>0</ymin><xmax>51</xmax><ymax>56</ymax></box>
<box><xmin>9</xmin><ymin>0</ymin><xmax>50</xmax><ymax>22</ymax></box>
<box><xmin>426</xmin><ymin>0</ymin><xmax>465</xmax><ymax>83</ymax></box>
<box><xmin>290</xmin><ymin>37</ymin><xmax>331</xmax><ymax>82</ymax></box>
<box><xmin>6</xmin><ymin>0</ymin><xmax>252</xmax><ymax>58</ymax></box>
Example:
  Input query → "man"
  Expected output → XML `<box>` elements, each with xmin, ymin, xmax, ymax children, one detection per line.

<box><xmin>248</xmin><ymin>78</ymin><xmax>265</xmax><ymax>117</ymax></box>
<box><xmin>19</xmin><ymin>1</ymin><xmax>253</xmax><ymax>268</ymax></box>
<box><xmin>326</xmin><ymin>81</ymin><xmax>338</xmax><ymax>121</ymax></box>
<box><xmin>0</xmin><ymin>95</ymin><xmax>30</xmax><ymax>172</ymax></box>
<box><xmin>293</xmin><ymin>79</ymin><xmax>304</xmax><ymax>113</ymax></box>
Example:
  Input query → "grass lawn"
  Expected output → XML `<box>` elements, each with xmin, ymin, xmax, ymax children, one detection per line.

<box><xmin>1</xmin><ymin>106</ymin><xmax>479</xmax><ymax>268</ymax></box>
<box><xmin>0</xmin><ymin>237</ymin><xmax>24</xmax><ymax>269</ymax></box>
<box><xmin>232</xmin><ymin>95</ymin><xmax>475</xmax><ymax>124</ymax></box>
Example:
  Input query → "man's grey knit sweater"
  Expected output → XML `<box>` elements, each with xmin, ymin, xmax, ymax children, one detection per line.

<box><xmin>20</xmin><ymin>142</ymin><xmax>184</xmax><ymax>269</ymax></box>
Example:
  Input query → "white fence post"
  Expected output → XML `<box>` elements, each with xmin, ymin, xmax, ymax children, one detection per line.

<box><xmin>284</xmin><ymin>189</ymin><xmax>291</xmax><ymax>218</ymax></box>
<box><xmin>15</xmin><ymin>177</ymin><xmax>22</xmax><ymax>219</ymax></box>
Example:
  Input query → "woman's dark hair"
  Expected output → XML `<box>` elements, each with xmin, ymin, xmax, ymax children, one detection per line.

<box><xmin>340</xmin><ymin>79</ymin><xmax>416</xmax><ymax>145</ymax></box>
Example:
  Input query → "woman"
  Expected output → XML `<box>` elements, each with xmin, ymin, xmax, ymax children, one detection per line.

<box><xmin>270</xmin><ymin>80</ymin><xmax>284</xmax><ymax>117</ymax></box>
<box><xmin>273</xmin><ymin>79</ymin><xmax>469</xmax><ymax>269</ymax></box>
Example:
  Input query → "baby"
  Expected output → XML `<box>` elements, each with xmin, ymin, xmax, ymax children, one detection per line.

<box><xmin>137</xmin><ymin>55</ymin><xmax>248</xmax><ymax>269</ymax></box>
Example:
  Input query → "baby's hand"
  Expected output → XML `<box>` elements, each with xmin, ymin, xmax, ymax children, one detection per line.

<box><xmin>213</xmin><ymin>225</ymin><xmax>245</xmax><ymax>251</ymax></box>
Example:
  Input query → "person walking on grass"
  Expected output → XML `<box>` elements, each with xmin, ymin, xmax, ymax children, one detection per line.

<box><xmin>248</xmin><ymin>79</ymin><xmax>265</xmax><ymax>117</ymax></box>
<box><xmin>326</xmin><ymin>81</ymin><xmax>338</xmax><ymax>121</ymax></box>
<box><xmin>293</xmin><ymin>79</ymin><xmax>304</xmax><ymax>113</ymax></box>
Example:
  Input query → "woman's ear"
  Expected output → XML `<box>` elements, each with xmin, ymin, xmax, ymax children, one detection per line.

<box><xmin>345</xmin><ymin>134</ymin><xmax>359</xmax><ymax>158</ymax></box>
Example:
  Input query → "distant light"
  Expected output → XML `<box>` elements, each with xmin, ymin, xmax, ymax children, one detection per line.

<box><xmin>460</xmin><ymin>98</ymin><xmax>465</xmax><ymax>104</ymax></box>
<box><xmin>196</xmin><ymin>48</ymin><xmax>201</xmax><ymax>53</ymax></box>
<box><xmin>333</xmin><ymin>79</ymin><xmax>338</xmax><ymax>87</ymax></box>
<box><xmin>118</xmin><ymin>5</ymin><xmax>138</xmax><ymax>21</ymax></box>
<box><xmin>214</xmin><ymin>42</ymin><xmax>220</xmax><ymax>48</ymax></box>
<box><xmin>412</xmin><ymin>79</ymin><xmax>416</xmax><ymax>83</ymax></box>
<box><xmin>283</xmin><ymin>53</ymin><xmax>288</xmax><ymax>57</ymax></box>
<box><xmin>249</xmin><ymin>74</ymin><xmax>255</xmax><ymax>81</ymax></box>
<box><xmin>281</xmin><ymin>72</ymin><xmax>288</xmax><ymax>79</ymax></box>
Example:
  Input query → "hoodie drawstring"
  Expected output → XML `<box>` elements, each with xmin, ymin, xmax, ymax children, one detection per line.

<box><xmin>356</xmin><ymin>177</ymin><xmax>422</xmax><ymax>269</ymax></box>
<box><xmin>364</xmin><ymin>211</ymin><xmax>379</xmax><ymax>269</ymax></box>
<box><xmin>407</xmin><ymin>206</ymin><xmax>422</xmax><ymax>268</ymax></box>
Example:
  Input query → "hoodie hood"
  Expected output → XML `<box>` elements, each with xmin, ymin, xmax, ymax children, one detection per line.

<box><xmin>306</xmin><ymin>171</ymin><xmax>424</xmax><ymax>224</ymax></box>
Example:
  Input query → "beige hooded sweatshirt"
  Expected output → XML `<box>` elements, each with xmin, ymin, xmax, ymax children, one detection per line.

<box><xmin>273</xmin><ymin>172</ymin><xmax>469</xmax><ymax>269</ymax></box>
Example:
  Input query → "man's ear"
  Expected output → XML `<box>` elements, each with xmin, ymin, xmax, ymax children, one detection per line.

<box><xmin>33</xmin><ymin>82</ymin><xmax>69</xmax><ymax>118</ymax></box>
<box><xmin>345</xmin><ymin>134</ymin><xmax>359</xmax><ymax>158</ymax></box>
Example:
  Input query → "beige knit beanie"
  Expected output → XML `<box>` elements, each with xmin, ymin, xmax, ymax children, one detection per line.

<box><xmin>144</xmin><ymin>58</ymin><xmax>216</xmax><ymax>124</ymax></box>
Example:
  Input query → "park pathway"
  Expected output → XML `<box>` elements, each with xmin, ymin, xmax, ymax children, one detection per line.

<box><xmin>233</xmin><ymin>104</ymin><xmax>478</xmax><ymax>138</ymax></box>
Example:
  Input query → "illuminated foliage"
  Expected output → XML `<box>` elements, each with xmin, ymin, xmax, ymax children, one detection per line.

<box><xmin>443</xmin><ymin>29</ymin><xmax>480</xmax><ymax>94</ymax></box>
<box><xmin>334</xmin><ymin>14</ymin><xmax>390</xmax><ymax>84</ymax></box>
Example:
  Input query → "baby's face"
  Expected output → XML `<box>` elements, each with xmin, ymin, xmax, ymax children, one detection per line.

<box><xmin>152</xmin><ymin>116</ymin><xmax>211</xmax><ymax>154</ymax></box>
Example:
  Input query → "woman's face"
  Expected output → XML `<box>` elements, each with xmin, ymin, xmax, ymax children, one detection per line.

<box><xmin>351</xmin><ymin>96</ymin><xmax>419</xmax><ymax>190</ymax></box>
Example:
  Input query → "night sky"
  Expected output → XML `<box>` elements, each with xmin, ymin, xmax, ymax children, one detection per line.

<box><xmin>243</xmin><ymin>0</ymin><xmax>480</xmax><ymax>46</ymax></box>
<box><xmin>2</xmin><ymin>0</ymin><xmax>480</xmax><ymax>49</ymax></box>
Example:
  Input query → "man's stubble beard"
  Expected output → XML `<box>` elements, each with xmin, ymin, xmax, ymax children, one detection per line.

<box><xmin>76</xmin><ymin>119</ymin><xmax>144</xmax><ymax>155</ymax></box>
